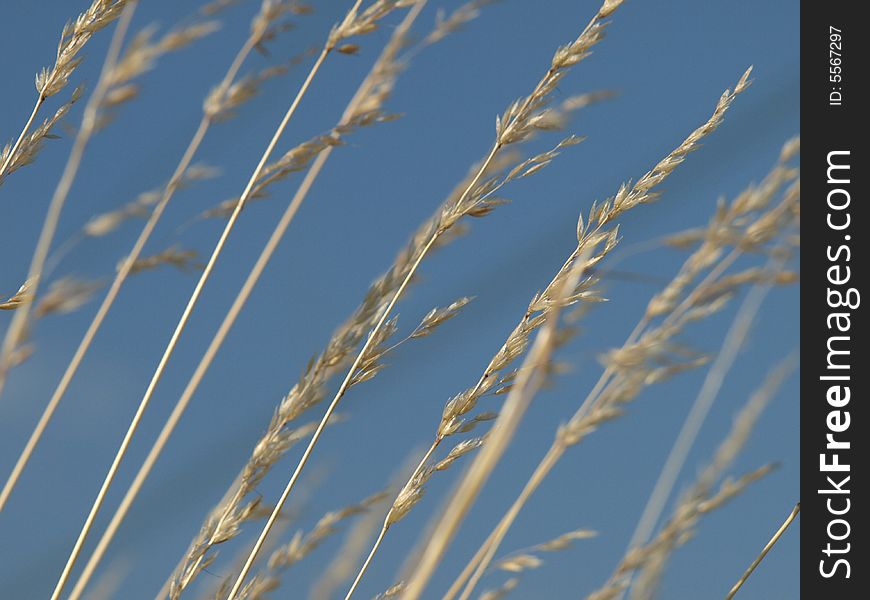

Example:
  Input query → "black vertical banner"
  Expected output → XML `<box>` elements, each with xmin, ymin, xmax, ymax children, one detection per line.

<box><xmin>802</xmin><ymin>2</ymin><xmax>866</xmax><ymax>597</ymax></box>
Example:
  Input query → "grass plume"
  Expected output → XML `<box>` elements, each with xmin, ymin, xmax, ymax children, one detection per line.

<box><xmin>0</xmin><ymin>2</ymin><xmax>799</xmax><ymax>599</ymax></box>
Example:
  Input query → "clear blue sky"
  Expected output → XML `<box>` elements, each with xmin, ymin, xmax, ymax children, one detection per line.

<box><xmin>0</xmin><ymin>0</ymin><xmax>799</xmax><ymax>598</ymax></box>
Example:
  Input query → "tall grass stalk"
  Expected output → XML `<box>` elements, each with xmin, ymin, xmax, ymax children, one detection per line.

<box><xmin>725</xmin><ymin>501</ymin><xmax>800</xmax><ymax>600</ymax></box>
<box><xmin>0</xmin><ymin>3</ymin><xmax>136</xmax><ymax>402</ymax></box>
<box><xmin>448</xmin><ymin>166</ymin><xmax>798</xmax><ymax>600</ymax></box>
<box><xmin>0</xmin><ymin>0</ymin><xmax>275</xmax><ymax>515</ymax></box>
<box><xmin>402</xmin><ymin>65</ymin><xmax>754</xmax><ymax>600</ymax></box>
<box><xmin>361</xmin><ymin>46</ymin><xmax>754</xmax><ymax>600</ymax></box>
<box><xmin>46</xmin><ymin>1</ymin><xmax>361</xmax><ymax>594</ymax></box>
<box><xmin>402</xmin><ymin>255</ymin><xmax>589</xmax><ymax>600</ymax></box>
<box><xmin>164</xmin><ymin>115</ymin><xmax>505</xmax><ymax>600</ymax></box>
<box><xmin>225</xmin><ymin>209</ymin><xmax>437</xmax><ymax>599</ymax></box>
<box><xmin>229</xmin><ymin>4</ymin><xmax>621</xmax><ymax>596</ymax></box>
<box><xmin>0</xmin><ymin>95</ymin><xmax>46</xmax><ymax>182</ymax></box>
<box><xmin>0</xmin><ymin>2</ymin><xmax>800</xmax><ymax>598</ymax></box>
<box><xmin>68</xmin><ymin>4</ymin><xmax>427</xmax><ymax>598</ymax></box>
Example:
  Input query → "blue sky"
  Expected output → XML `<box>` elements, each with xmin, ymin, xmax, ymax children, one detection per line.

<box><xmin>0</xmin><ymin>0</ymin><xmax>799</xmax><ymax>598</ymax></box>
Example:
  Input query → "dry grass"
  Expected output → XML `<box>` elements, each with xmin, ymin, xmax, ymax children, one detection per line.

<box><xmin>243</xmin><ymin>2</ymin><xmax>624</xmax><ymax>594</ymax></box>
<box><xmin>0</xmin><ymin>2</ymin><xmax>136</xmax><ymax>402</ymax></box>
<box><xmin>0</xmin><ymin>1</ymin><xmax>799</xmax><ymax>599</ymax></box>
<box><xmin>0</xmin><ymin>0</ymin><xmax>129</xmax><ymax>183</ymax></box>
<box><xmin>440</xmin><ymin>65</ymin><xmax>762</xmax><ymax>600</ymax></box>
<box><xmin>725</xmin><ymin>501</ymin><xmax>800</xmax><ymax>600</ymax></box>
<box><xmin>0</xmin><ymin>3</ymin><xmax>218</xmax><ymax>513</ymax></box>
<box><xmin>44</xmin><ymin>0</ymin><xmax>368</xmax><ymax>593</ymax></box>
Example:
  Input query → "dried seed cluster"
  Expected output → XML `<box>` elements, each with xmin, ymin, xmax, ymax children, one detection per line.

<box><xmin>0</xmin><ymin>87</ymin><xmax>84</xmax><ymax>185</ymax></box>
<box><xmin>0</xmin><ymin>1</ymin><xmax>801</xmax><ymax>599</ymax></box>
<box><xmin>36</xmin><ymin>0</ymin><xmax>131</xmax><ymax>98</ymax></box>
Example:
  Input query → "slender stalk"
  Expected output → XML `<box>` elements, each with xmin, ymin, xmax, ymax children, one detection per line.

<box><xmin>226</xmin><ymin>230</ymin><xmax>441</xmax><ymax>600</ymax></box>
<box><xmin>403</xmin><ymin>259</ymin><xmax>585</xmax><ymax>600</ymax></box>
<box><xmin>73</xmin><ymin>37</ymin><xmax>383</xmax><ymax>600</ymax></box>
<box><xmin>49</xmin><ymin>34</ymin><xmax>332</xmax><ymax>600</ymax></box>
<box><xmin>447</xmin><ymin>247</ymin><xmax>747</xmax><ymax>600</ymax></box>
<box><xmin>449</xmin><ymin>267</ymin><xmax>722</xmax><ymax>599</ymax></box>
<box><xmin>343</xmin><ymin>315</ymin><xmax>510</xmax><ymax>600</ymax></box>
<box><xmin>0</xmin><ymin>116</ymin><xmax>206</xmax><ymax>514</ymax></box>
<box><xmin>346</xmin><ymin>525</ymin><xmax>388</xmax><ymax>600</ymax></box>
<box><xmin>78</xmin><ymin>5</ymin><xmax>429</xmax><ymax>598</ymax></box>
<box><xmin>351</xmin><ymin>15</ymin><xmax>650</xmax><ymax>595</ymax></box>
<box><xmin>452</xmin><ymin>445</ymin><xmax>561</xmax><ymax>600</ymax></box>
<box><xmin>344</xmin><ymin>441</ymin><xmax>439</xmax><ymax>600</ymax></box>
<box><xmin>230</xmin><ymin>39</ymin><xmax>572</xmax><ymax>595</ymax></box>
<box><xmin>455</xmin><ymin>177</ymin><xmax>768</xmax><ymax>600</ymax></box>
<box><xmin>0</xmin><ymin>4</ymin><xmax>137</xmax><ymax>401</ymax></box>
<box><xmin>1</xmin><ymin>17</ymin><xmax>260</xmax><ymax>515</ymax></box>
<box><xmin>725</xmin><ymin>502</ymin><xmax>800</xmax><ymax>600</ymax></box>
<box><xmin>449</xmin><ymin>317</ymin><xmax>649</xmax><ymax>600</ymax></box>
<box><xmin>63</xmin><ymin>32</ymin><xmax>276</xmax><ymax>600</ymax></box>
<box><xmin>0</xmin><ymin>94</ymin><xmax>46</xmax><ymax>181</ymax></box>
